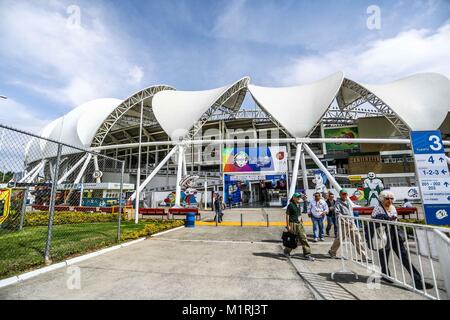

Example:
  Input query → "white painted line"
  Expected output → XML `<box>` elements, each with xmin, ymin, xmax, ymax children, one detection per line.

<box><xmin>0</xmin><ymin>276</ymin><xmax>19</xmax><ymax>289</ymax></box>
<box><xmin>18</xmin><ymin>262</ymin><xmax>67</xmax><ymax>281</ymax></box>
<box><xmin>151</xmin><ymin>226</ymin><xmax>185</xmax><ymax>237</ymax></box>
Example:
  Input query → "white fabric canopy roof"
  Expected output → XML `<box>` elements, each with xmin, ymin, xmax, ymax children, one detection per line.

<box><xmin>25</xmin><ymin>98</ymin><xmax>122</xmax><ymax>162</ymax></box>
<box><xmin>248</xmin><ymin>72</ymin><xmax>344</xmax><ymax>138</ymax></box>
<box><xmin>24</xmin><ymin>71</ymin><xmax>450</xmax><ymax>164</ymax></box>
<box><xmin>363</xmin><ymin>73</ymin><xmax>450</xmax><ymax>131</ymax></box>
<box><xmin>339</xmin><ymin>73</ymin><xmax>450</xmax><ymax>131</ymax></box>
<box><xmin>152</xmin><ymin>78</ymin><xmax>248</xmax><ymax>141</ymax></box>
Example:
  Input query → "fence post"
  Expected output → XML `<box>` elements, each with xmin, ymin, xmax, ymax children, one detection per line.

<box><xmin>117</xmin><ymin>161</ymin><xmax>125</xmax><ymax>242</ymax></box>
<box><xmin>44</xmin><ymin>144</ymin><xmax>63</xmax><ymax>265</ymax></box>
<box><xmin>19</xmin><ymin>186</ymin><xmax>29</xmax><ymax>230</ymax></box>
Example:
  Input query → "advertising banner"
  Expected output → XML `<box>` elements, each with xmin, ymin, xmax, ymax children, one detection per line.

<box><xmin>0</xmin><ymin>188</ymin><xmax>11</xmax><ymax>224</ymax></box>
<box><xmin>324</xmin><ymin>126</ymin><xmax>359</xmax><ymax>151</ymax></box>
<box><xmin>222</xmin><ymin>146</ymin><xmax>288</xmax><ymax>174</ymax></box>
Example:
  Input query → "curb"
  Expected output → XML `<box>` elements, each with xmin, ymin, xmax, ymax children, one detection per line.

<box><xmin>0</xmin><ymin>226</ymin><xmax>186</xmax><ymax>290</ymax></box>
<box><xmin>150</xmin><ymin>225</ymin><xmax>185</xmax><ymax>237</ymax></box>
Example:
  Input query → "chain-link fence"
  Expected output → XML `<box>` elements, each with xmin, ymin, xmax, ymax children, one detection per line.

<box><xmin>0</xmin><ymin>124</ymin><xmax>125</xmax><ymax>280</ymax></box>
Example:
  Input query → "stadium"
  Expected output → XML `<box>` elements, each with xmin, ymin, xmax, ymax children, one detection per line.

<box><xmin>20</xmin><ymin>71</ymin><xmax>450</xmax><ymax>210</ymax></box>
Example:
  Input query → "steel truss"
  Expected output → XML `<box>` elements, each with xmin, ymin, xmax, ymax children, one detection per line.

<box><xmin>91</xmin><ymin>85</ymin><xmax>174</xmax><ymax>147</ymax></box>
<box><xmin>336</xmin><ymin>79</ymin><xmax>410</xmax><ymax>136</ymax></box>
<box><xmin>184</xmin><ymin>77</ymin><xmax>250</xmax><ymax>141</ymax></box>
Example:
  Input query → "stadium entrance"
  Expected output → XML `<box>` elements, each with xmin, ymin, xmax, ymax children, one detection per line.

<box><xmin>222</xmin><ymin>146</ymin><xmax>288</xmax><ymax>208</ymax></box>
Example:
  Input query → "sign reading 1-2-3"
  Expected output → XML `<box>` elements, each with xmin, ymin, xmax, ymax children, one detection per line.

<box><xmin>410</xmin><ymin>130</ymin><xmax>450</xmax><ymax>226</ymax></box>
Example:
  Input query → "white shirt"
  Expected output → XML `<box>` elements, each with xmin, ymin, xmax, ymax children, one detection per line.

<box><xmin>308</xmin><ymin>199</ymin><xmax>329</xmax><ymax>218</ymax></box>
<box><xmin>402</xmin><ymin>201</ymin><xmax>413</xmax><ymax>208</ymax></box>
<box><xmin>371</xmin><ymin>205</ymin><xmax>397</xmax><ymax>219</ymax></box>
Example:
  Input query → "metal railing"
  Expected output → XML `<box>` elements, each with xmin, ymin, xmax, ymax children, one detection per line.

<box><xmin>332</xmin><ymin>215</ymin><xmax>450</xmax><ymax>300</ymax></box>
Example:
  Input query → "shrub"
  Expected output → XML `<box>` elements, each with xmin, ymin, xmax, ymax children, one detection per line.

<box><xmin>120</xmin><ymin>220</ymin><xmax>184</xmax><ymax>241</ymax></box>
<box><xmin>23</xmin><ymin>211</ymin><xmax>125</xmax><ymax>226</ymax></box>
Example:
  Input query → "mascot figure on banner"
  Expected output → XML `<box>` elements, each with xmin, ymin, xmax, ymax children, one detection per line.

<box><xmin>163</xmin><ymin>175</ymin><xmax>199</xmax><ymax>207</ymax></box>
<box><xmin>180</xmin><ymin>175</ymin><xmax>199</xmax><ymax>207</ymax></box>
<box><xmin>363</xmin><ymin>172</ymin><xmax>384</xmax><ymax>207</ymax></box>
<box><xmin>312</xmin><ymin>170</ymin><xmax>328</xmax><ymax>194</ymax></box>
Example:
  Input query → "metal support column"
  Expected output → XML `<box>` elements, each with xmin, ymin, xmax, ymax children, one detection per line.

<box><xmin>44</xmin><ymin>144</ymin><xmax>62</xmax><ymax>265</ymax></box>
<box><xmin>135</xmin><ymin>100</ymin><xmax>144</xmax><ymax>224</ymax></box>
<box><xmin>303</xmin><ymin>144</ymin><xmax>342</xmax><ymax>192</ymax></box>
<box><xmin>287</xmin><ymin>143</ymin><xmax>302</xmax><ymax>201</ymax></box>
<box><xmin>300</xmin><ymin>149</ymin><xmax>308</xmax><ymax>191</ymax></box>
<box><xmin>174</xmin><ymin>146</ymin><xmax>184</xmax><ymax>208</ymax></box>
<box><xmin>117</xmin><ymin>161</ymin><xmax>125</xmax><ymax>241</ymax></box>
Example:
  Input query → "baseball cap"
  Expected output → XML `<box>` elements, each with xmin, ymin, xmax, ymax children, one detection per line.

<box><xmin>292</xmin><ymin>192</ymin><xmax>302</xmax><ymax>198</ymax></box>
<box><xmin>339</xmin><ymin>189</ymin><xmax>348</xmax><ymax>194</ymax></box>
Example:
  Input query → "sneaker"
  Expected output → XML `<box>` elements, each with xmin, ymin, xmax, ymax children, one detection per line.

<box><xmin>305</xmin><ymin>255</ymin><xmax>315</xmax><ymax>261</ymax></box>
<box><xmin>283</xmin><ymin>248</ymin><xmax>291</xmax><ymax>257</ymax></box>
<box><xmin>319</xmin><ymin>238</ymin><xmax>325</xmax><ymax>241</ymax></box>
<box><xmin>327</xmin><ymin>250</ymin><xmax>338</xmax><ymax>259</ymax></box>
<box><xmin>313</xmin><ymin>238</ymin><xmax>318</xmax><ymax>242</ymax></box>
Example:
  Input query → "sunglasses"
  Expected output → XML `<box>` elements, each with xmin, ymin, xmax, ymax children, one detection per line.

<box><xmin>385</xmin><ymin>197</ymin><xmax>394</xmax><ymax>200</ymax></box>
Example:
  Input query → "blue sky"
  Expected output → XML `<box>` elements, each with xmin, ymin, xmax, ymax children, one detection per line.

<box><xmin>0</xmin><ymin>0</ymin><xmax>449</xmax><ymax>132</ymax></box>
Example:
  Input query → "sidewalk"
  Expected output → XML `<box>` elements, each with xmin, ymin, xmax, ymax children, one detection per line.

<box><xmin>0</xmin><ymin>221</ymin><xmax>432</xmax><ymax>300</ymax></box>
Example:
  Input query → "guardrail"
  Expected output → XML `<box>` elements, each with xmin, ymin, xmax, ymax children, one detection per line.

<box><xmin>332</xmin><ymin>215</ymin><xmax>450</xmax><ymax>300</ymax></box>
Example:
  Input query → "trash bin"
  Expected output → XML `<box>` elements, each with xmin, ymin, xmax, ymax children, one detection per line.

<box><xmin>185</xmin><ymin>212</ymin><xmax>196</xmax><ymax>228</ymax></box>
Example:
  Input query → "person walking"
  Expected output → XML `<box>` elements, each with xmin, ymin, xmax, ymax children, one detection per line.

<box><xmin>301</xmin><ymin>194</ymin><xmax>309</xmax><ymax>213</ymax></box>
<box><xmin>328</xmin><ymin>189</ymin><xmax>370</xmax><ymax>261</ymax></box>
<box><xmin>284</xmin><ymin>193</ymin><xmax>314</xmax><ymax>261</ymax></box>
<box><xmin>372</xmin><ymin>191</ymin><xmax>433</xmax><ymax>289</ymax></box>
<box><xmin>326</xmin><ymin>192</ymin><xmax>337</xmax><ymax>237</ymax></box>
<box><xmin>214</xmin><ymin>195</ymin><xmax>224</xmax><ymax>223</ymax></box>
<box><xmin>308</xmin><ymin>192</ymin><xmax>328</xmax><ymax>242</ymax></box>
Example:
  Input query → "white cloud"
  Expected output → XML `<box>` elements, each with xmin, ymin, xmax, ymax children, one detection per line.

<box><xmin>0</xmin><ymin>99</ymin><xmax>50</xmax><ymax>134</ymax></box>
<box><xmin>0</xmin><ymin>1</ymin><xmax>153</xmax><ymax>107</ymax></box>
<box><xmin>127</xmin><ymin>66</ymin><xmax>145</xmax><ymax>85</ymax></box>
<box><xmin>275</xmin><ymin>21</ymin><xmax>450</xmax><ymax>85</ymax></box>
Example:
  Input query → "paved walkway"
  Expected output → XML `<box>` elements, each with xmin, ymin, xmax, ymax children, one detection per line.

<box><xmin>0</xmin><ymin>215</ymin><xmax>435</xmax><ymax>300</ymax></box>
<box><xmin>0</xmin><ymin>227</ymin><xmax>313</xmax><ymax>300</ymax></box>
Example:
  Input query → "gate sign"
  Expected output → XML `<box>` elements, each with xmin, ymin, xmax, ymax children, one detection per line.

<box><xmin>410</xmin><ymin>131</ymin><xmax>450</xmax><ymax>225</ymax></box>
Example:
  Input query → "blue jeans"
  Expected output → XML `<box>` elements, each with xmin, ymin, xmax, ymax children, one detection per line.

<box><xmin>312</xmin><ymin>216</ymin><xmax>324</xmax><ymax>239</ymax></box>
<box><xmin>326</xmin><ymin>215</ymin><xmax>337</xmax><ymax>237</ymax></box>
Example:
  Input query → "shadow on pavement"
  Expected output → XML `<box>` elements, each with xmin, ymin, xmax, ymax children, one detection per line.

<box><xmin>259</xmin><ymin>239</ymin><xmax>282</xmax><ymax>244</ymax></box>
<box><xmin>253</xmin><ymin>252</ymin><xmax>288</xmax><ymax>261</ymax></box>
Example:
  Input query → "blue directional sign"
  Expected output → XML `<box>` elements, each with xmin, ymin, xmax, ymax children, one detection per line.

<box><xmin>410</xmin><ymin>130</ymin><xmax>450</xmax><ymax>226</ymax></box>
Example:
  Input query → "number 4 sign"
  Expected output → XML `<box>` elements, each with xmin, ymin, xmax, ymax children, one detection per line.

<box><xmin>410</xmin><ymin>131</ymin><xmax>450</xmax><ymax>226</ymax></box>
